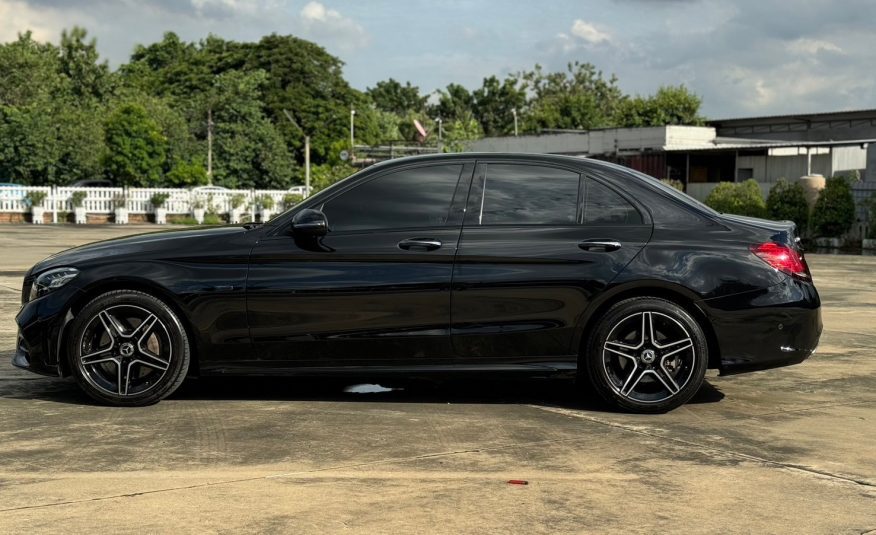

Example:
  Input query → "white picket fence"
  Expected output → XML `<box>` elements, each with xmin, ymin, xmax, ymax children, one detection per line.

<box><xmin>0</xmin><ymin>185</ymin><xmax>308</xmax><ymax>221</ymax></box>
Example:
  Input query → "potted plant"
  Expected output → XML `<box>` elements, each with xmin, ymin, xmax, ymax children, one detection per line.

<box><xmin>71</xmin><ymin>191</ymin><xmax>88</xmax><ymax>224</ymax></box>
<box><xmin>811</xmin><ymin>175</ymin><xmax>855</xmax><ymax>248</ymax></box>
<box><xmin>864</xmin><ymin>193</ymin><xmax>876</xmax><ymax>250</ymax></box>
<box><xmin>229</xmin><ymin>193</ymin><xmax>247</xmax><ymax>224</ymax></box>
<box><xmin>191</xmin><ymin>196</ymin><xmax>206</xmax><ymax>224</ymax></box>
<box><xmin>259</xmin><ymin>194</ymin><xmax>276</xmax><ymax>222</ymax></box>
<box><xmin>282</xmin><ymin>193</ymin><xmax>303</xmax><ymax>210</ymax></box>
<box><xmin>25</xmin><ymin>191</ymin><xmax>48</xmax><ymax>225</ymax></box>
<box><xmin>113</xmin><ymin>193</ymin><xmax>129</xmax><ymax>224</ymax></box>
<box><xmin>150</xmin><ymin>193</ymin><xmax>170</xmax><ymax>224</ymax></box>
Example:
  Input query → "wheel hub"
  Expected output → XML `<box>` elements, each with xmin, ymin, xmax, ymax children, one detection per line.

<box><xmin>119</xmin><ymin>342</ymin><xmax>135</xmax><ymax>357</ymax></box>
<box><xmin>640</xmin><ymin>348</ymin><xmax>656</xmax><ymax>364</ymax></box>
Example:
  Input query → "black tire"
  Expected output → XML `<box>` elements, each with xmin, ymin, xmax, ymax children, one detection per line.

<box><xmin>584</xmin><ymin>297</ymin><xmax>708</xmax><ymax>413</ymax></box>
<box><xmin>67</xmin><ymin>290</ymin><xmax>190</xmax><ymax>406</ymax></box>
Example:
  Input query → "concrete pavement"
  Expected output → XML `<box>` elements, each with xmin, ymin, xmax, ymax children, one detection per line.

<box><xmin>0</xmin><ymin>225</ymin><xmax>874</xmax><ymax>534</ymax></box>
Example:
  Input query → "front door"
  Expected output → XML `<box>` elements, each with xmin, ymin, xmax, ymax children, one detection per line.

<box><xmin>245</xmin><ymin>162</ymin><xmax>473</xmax><ymax>369</ymax></box>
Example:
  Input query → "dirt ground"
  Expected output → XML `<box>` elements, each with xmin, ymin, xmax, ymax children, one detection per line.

<box><xmin>0</xmin><ymin>225</ymin><xmax>874</xmax><ymax>534</ymax></box>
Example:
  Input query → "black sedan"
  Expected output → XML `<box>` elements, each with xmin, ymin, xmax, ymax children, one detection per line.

<box><xmin>14</xmin><ymin>154</ymin><xmax>822</xmax><ymax>412</ymax></box>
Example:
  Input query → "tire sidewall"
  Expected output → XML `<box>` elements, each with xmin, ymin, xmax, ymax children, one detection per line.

<box><xmin>585</xmin><ymin>298</ymin><xmax>708</xmax><ymax>413</ymax></box>
<box><xmin>67</xmin><ymin>290</ymin><xmax>190</xmax><ymax>406</ymax></box>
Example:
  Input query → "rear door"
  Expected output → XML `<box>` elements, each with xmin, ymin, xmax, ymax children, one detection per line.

<box><xmin>450</xmin><ymin>161</ymin><xmax>652</xmax><ymax>363</ymax></box>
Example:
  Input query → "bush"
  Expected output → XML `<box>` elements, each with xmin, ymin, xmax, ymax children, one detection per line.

<box><xmin>660</xmin><ymin>178</ymin><xmax>684</xmax><ymax>191</ymax></box>
<box><xmin>259</xmin><ymin>195</ymin><xmax>276</xmax><ymax>210</ymax></box>
<box><xmin>282</xmin><ymin>193</ymin><xmax>303</xmax><ymax>210</ymax></box>
<box><xmin>25</xmin><ymin>190</ymin><xmax>48</xmax><ymax>207</ymax></box>
<box><xmin>150</xmin><ymin>192</ymin><xmax>170</xmax><ymax>208</ymax></box>
<box><xmin>166</xmin><ymin>161</ymin><xmax>208</xmax><ymax>187</ymax></box>
<box><xmin>766</xmin><ymin>179</ymin><xmax>809</xmax><ymax>233</ymax></box>
<box><xmin>811</xmin><ymin>175</ymin><xmax>856</xmax><ymax>237</ymax></box>
<box><xmin>70</xmin><ymin>191</ymin><xmax>88</xmax><ymax>208</ymax></box>
<box><xmin>230</xmin><ymin>193</ymin><xmax>248</xmax><ymax>210</ymax></box>
<box><xmin>704</xmin><ymin>179</ymin><xmax>766</xmax><ymax>217</ymax></box>
<box><xmin>866</xmin><ymin>193</ymin><xmax>876</xmax><ymax>239</ymax></box>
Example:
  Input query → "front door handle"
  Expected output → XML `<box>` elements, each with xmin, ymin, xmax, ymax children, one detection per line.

<box><xmin>398</xmin><ymin>238</ymin><xmax>443</xmax><ymax>251</ymax></box>
<box><xmin>578</xmin><ymin>239</ymin><xmax>622</xmax><ymax>252</ymax></box>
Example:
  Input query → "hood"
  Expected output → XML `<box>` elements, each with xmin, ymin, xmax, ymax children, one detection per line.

<box><xmin>31</xmin><ymin>225</ymin><xmax>251</xmax><ymax>274</ymax></box>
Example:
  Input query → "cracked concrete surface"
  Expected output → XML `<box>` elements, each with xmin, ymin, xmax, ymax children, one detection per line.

<box><xmin>0</xmin><ymin>226</ymin><xmax>874</xmax><ymax>534</ymax></box>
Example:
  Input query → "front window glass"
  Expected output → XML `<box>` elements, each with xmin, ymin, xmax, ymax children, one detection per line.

<box><xmin>323</xmin><ymin>164</ymin><xmax>463</xmax><ymax>232</ymax></box>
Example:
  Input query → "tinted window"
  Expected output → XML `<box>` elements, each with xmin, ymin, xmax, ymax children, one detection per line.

<box><xmin>479</xmin><ymin>164</ymin><xmax>579</xmax><ymax>225</ymax></box>
<box><xmin>582</xmin><ymin>178</ymin><xmax>643</xmax><ymax>225</ymax></box>
<box><xmin>323</xmin><ymin>164</ymin><xmax>462</xmax><ymax>232</ymax></box>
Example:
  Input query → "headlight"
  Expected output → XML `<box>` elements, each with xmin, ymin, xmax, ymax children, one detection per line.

<box><xmin>29</xmin><ymin>267</ymin><xmax>79</xmax><ymax>301</ymax></box>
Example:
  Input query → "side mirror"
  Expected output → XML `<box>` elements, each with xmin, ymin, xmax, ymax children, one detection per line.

<box><xmin>291</xmin><ymin>209</ymin><xmax>328</xmax><ymax>237</ymax></box>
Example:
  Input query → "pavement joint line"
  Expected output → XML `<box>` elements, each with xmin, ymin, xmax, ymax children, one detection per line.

<box><xmin>531</xmin><ymin>405</ymin><xmax>876</xmax><ymax>490</ymax></box>
<box><xmin>0</xmin><ymin>436</ymin><xmax>604</xmax><ymax>513</ymax></box>
<box><xmin>696</xmin><ymin>399</ymin><xmax>875</xmax><ymax>422</ymax></box>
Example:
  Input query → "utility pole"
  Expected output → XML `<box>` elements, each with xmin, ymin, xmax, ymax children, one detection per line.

<box><xmin>436</xmin><ymin>117</ymin><xmax>443</xmax><ymax>140</ymax></box>
<box><xmin>283</xmin><ymin>109</ymin><xmax>311</xmax><ymax>198</ymax></box>
<box><xmin>511</xmin><ymin>108</ymin><xmax>519</xmax><ymax>137</ymax></box>
<box><xmin>350</xmin><ymin>108</ymin><xmax>356</xmax><ymax>157</ymax></box>
<box><xmin>206</xmin><ymin>108</ymin><xmax>214</xmax><ymax>184</ymax></box>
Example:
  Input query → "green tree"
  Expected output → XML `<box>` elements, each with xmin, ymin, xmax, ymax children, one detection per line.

<box><xmin>103</xmin><ymin>103</ymin><xmax>167</xmax><ymax>186</ymax></box>
<box><xmin>0</xmin><ymin>32</ymin><xmax>64</xmax><ymax>107</ymax></box>
<box><xmin>472</xmin><ymin>75</ymin><xmax>527</xmax><ymax>137</ymax></box>
<box><xmin>59</xmin><ymin>27</ymin><xmax>110</xmax><ymax>101</ymax></box>
<box><xmin>430</xmin><ymin>83</ymin><xmax>474</xmax><ymax>123</ymax></box>
<box><xmin>442</xmin><ymin>114</ymin><xmax>484</xmax><ymax>153</ymax></box>
<box><xmin>811</xmin><ymin>175</ymin><xmax>856</xmax><ymax>237</ymax></box>
<box><xmin>166</xmin><ymin>160</ymin><xmax>208</xmax><ymax>186</ymax></box>
<box><xmin>704</xmin><ymin>179</ymin><xmax>767</xmax><ymax>217</ymax></box>
<box><xmin>615</xmin><ymin>86</ymin><xmax>705</xmax><ymax>127</ymax></box>
<box><xmin>766</xmin><ymin>179</ymin><xmax>810</xmax><ymax>234</ymax></box>
<box><xmin>366</xmin><ymin>78</ymin><xmax>427</xmax><ymax>115</ymax></box>
<box><xmin>520</xmin><ymin>62</ymin><xmax>623</xmax><ymax>132</ymax></box>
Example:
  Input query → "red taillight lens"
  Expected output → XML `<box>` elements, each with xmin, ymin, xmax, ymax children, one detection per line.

<box><xmin>751</xmin><ymin>242</ymin><xmax>810</xmax><ymax>280</ymax></box>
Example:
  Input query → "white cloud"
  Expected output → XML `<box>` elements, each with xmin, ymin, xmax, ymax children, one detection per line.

<box><xmin>786</xmin><ymin>38</ymin><xmax>844</xmax><ymax>56</ymax></box>
<box><xmin>570</xmin><ymin>19</ymin><xmax>611</xmax><ymax>44</ymax></box>
<box><xmin>0</xmin><ymin>0</ymin><xmax>68</xmax><ymax>43</ymax></box>
<box><xmin>298</xmin><ymin>1</ymin><xmax>369</xmax><ymax>51</ymax></box>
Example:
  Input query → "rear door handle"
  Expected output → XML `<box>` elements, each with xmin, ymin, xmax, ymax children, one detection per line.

<box><xmin>398</xmin><ymin>238</ymin><xmax>443</xmax><ymax>251</ymax></box>
<box><xmin>578</xmin><ymin>239</ymin><xmax>622</xmax><ymax>252</ymax></box>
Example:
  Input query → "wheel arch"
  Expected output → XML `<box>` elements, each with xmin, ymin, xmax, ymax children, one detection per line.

<box><xmin>57</xmin><ymin>277</ymin><xmax>201</xmax><ymax>377</ymax></box>
<box><xmin>574</xmin><ymin>281</ymin><xmax>721</xmax><ymax>370</ymax></box>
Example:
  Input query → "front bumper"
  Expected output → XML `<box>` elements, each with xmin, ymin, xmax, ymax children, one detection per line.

<box><xmin>13</xmin><ymin>285</ymin><xmax>81</xmax><ymax>377</ymax></box>
<box><xmin>699</xmin><ymin>276</ymin><xmax>822</xmax><ymax>375</ymax></box>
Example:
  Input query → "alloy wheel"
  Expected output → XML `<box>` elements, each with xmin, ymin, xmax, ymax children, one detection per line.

<box><xmin>601</xmin><ymin>311</ymin><xmax>697</xmax><ymax>404</ymax></box>
<box><xmin>77</xmin><ymin>304</ymin><xmax>173</xmax><ymax>397</ymax></box>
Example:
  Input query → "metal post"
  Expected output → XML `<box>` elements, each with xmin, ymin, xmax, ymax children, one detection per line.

<box><xmin>350</xmin><ymin>108</ymin><xmax>356</xmax><ymax>156</ymax></box>
<box><xmin>304</xmin><ymin>135</ymin><xmax>311</xmax><ymax>198</ymax></box>
<box><xmin>207</xmin><ymin>108</ymin><xmax>214</xmax><ymax>184</ymax></box>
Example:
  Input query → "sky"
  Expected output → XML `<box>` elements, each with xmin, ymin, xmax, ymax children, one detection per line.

<box><xmin>1</xmin><ymin>0</ymin><xmax>875</xmax><ymax>119</ymax></box>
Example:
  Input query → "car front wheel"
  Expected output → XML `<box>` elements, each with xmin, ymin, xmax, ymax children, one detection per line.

<box><xmin>67</xmin><ymin>290</ymin><xmax>190</xmax><ymax>406</ymax></box>
<box><xmin>585</xmin><ymin>297</ymin><xmax>708</xmax><ymax>413</ymax></box>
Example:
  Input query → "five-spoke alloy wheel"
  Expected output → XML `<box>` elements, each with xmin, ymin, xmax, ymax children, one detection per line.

<box><xmin>585</xmin><ymin>297</ymin><xmax>708</xmax><ymax>413</ymax></box>
<box><xmin>68</xmin><ymin>290</ymin><xmax>190</xmax><ymax>406</ymax></box>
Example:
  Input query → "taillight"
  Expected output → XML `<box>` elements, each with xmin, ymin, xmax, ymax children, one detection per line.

<box><xmin>751</xmin><ymin>242</ymin><xmax>811</xmax><ymax>281</ymax></box>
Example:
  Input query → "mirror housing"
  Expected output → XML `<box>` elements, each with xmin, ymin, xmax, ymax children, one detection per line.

<box><xmin>291</xmin><ymin>209</ymin><xmax>328</xmax><ymax>237</ymax></box>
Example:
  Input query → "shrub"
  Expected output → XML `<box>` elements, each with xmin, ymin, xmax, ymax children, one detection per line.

<box><xmin>203</xmin><ymin>213</ymin><xmax>223</xmax><ymax>225</ymax></box>
<box><xmin>811</xmin><ymin>175</ymin><xmax>856</xmax><ymax>237</ymax></box>
<box><xmin>166</xmin><ymin>161</ymin><xmax>209</xmax><ymax>187</ymax></box>
<box><xmin>230</xmin><ymin>193</ymin><xmax>248</xmax><ymax>210</ymax></box>
<box><xmin>259</xmin><ymin>195</ymin><xmax>276</xmax><ymax>210</ymax></box>
<box><xmin>282</xmin><ymin>193</ymin><xmax>303</xmax><ymax>210</ymax></box>
<box><xmin>191</xmin><ymin>196</ymin><xmax>205</xmax><ymax>210</ymax></box>
<box><xmin>766</xmin><ymin>179</ymin><xmax>810</xmax><ymax>233</ymax></box>
<box><xmin>70</xmin><ymin>191</ymin><xmax>88</xmax><ymax>208</ymax></box>
<box><xmin>704</xmin><ymin>179</ymin><xmax>766</xmax><ymax>217</ymax></box>
<box><xmin>150</xmin><ymin>193</ymin><xmax>170</xmax><ymax>208</ymax></box>
<box><xmin>660</xmin><ymin>178</ymin><xmax>684</xmax><ymax>191</ymax></box>
<box><xmin>866</xmin><ymin>193</ymin><xmax>876</xmax><ymax>239</ymax></box>
<box><xmin>25</xmin><ymin>190</ymin><xmax>48</xmax><ymax>208</ymax></box>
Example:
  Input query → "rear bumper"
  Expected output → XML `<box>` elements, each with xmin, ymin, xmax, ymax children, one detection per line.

<box><xmin>699</xmin><ymin>277</ymin><xmax>822</xmax><ymax>375</ymax></box>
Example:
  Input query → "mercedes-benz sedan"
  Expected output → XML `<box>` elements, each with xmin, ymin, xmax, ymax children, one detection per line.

<box><xmin>14</xmin><ymin>154</ymin><xmax>822</xmax><ymax>412</ymax></box>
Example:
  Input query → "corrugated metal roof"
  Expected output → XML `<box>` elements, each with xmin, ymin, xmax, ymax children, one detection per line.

<box><xmin>709</xmin><ymin>108</ymin><xmax>876</xmax><ymax>124</ymax></box>
<box><xmin>664</xmin><ymin>138</ymin><xmax>874</xmax><ymax>152</ymax></box>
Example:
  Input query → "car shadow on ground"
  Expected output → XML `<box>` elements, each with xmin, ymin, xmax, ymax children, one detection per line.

<box><xmin>1</xmin><ymin>373</ymin><xmax>725</xmax><ymax>412</ymax></box>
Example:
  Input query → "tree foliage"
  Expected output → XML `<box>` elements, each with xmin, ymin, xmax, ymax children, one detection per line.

<box><xmin>704</xmin><ymin>179</ymin><xmax>767</xmax><ymax>218</ymax></box>
<box><xmin>766</xmin><ymin>179</ymin><xmax>810</xmax><ymax>234</ymax></box>
<box><xmin>811</xmin><ymin>175</ymin><xmax>856</xmax><ymax>237</ymax></box>
<box><xmin>103</xmin><ymin>103</ymin><xmax>167</xmax><ymax>186</ymax></box>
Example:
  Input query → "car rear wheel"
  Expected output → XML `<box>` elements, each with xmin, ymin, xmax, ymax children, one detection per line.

<box><xmin>67</xmin><ymin>290</ymin><xmax>190</xmax><ymax>406</ymax></box>
<box><xmin>584</xmin><ymin>297</ymin><xmax>708</xmax><ymax>413</ymax></box>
